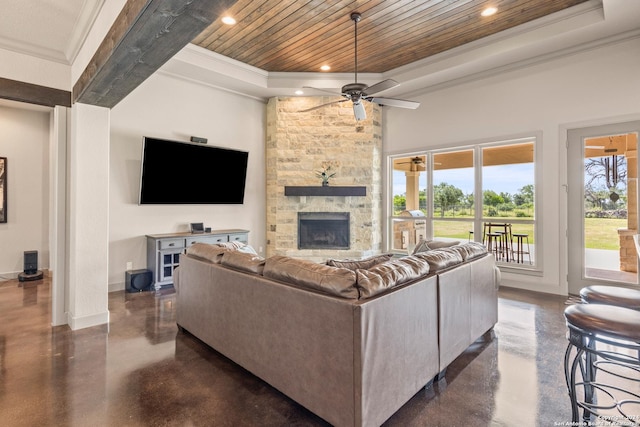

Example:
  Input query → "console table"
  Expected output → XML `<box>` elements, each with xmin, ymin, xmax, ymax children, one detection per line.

<box><xmin>146</xmin><ymin>229</ymin><xmax>249</xmax><ymax>289</ymax></box>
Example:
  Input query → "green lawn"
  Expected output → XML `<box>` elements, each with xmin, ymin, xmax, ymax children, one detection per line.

<box><xmin>431</xmin><ymin>217</ymin><xmax>628</xmax><ymax>249</ymax></box>
<box><xmin>584</xmin><ymin>217</ymin><xmax>627</xmax><ymax>250</ymax></box>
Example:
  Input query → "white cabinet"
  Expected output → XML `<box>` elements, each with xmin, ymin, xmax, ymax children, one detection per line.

<box><xmin>146</xmin><ymin>229</ymin><xmax>249</xmax><ymax>289</ymax></box>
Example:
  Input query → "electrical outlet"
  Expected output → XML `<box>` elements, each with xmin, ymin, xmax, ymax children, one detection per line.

<box><xmin>126</xmin><ymin>261</ymin><xmax>133</xmax><ymax>271</ymax></box>
<box><xmin>258</xmin><ymin>246</ymin><xmax>263</xmax><ymax>254</ymax></box>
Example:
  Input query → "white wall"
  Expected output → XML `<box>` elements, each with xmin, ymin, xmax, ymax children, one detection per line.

<box><xmin>108</xmin><ymin>72</ymin><xmax>266</xmax><ymax>289</ymax></box>
<box><xmin>0</xmin><ymin>103</ymin><xmax>51</xmax><ymax>277</ymax></box>
<box><xmin>384</xmin><ymin>36</ymin><xmax>640</xmax><ymax>295</ymax></box>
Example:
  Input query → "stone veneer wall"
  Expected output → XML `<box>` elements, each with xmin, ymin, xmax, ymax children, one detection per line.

<box><xmin>266</xmin><ymin>96</ymin><xmax>383</xmax><ymax>262</ymax></box>
<box><xmin>619</xmin><ymin>136</ymin><xmax>638</xmax><ymax>273</ymax></box>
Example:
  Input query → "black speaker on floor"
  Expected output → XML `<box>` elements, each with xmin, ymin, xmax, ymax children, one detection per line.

<box><xmin>24</xmin><ymin>250</ymin><xmax>38</xmax><ymax>274</ymax></box>
<box><xmin>126</xmin><ymin>269</ymin><xmax>153</xmax><ymax>293</ymax></box>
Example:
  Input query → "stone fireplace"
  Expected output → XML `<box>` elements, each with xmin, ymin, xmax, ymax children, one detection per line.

<box><xmin>266</xmin><ymin>96</ymin><xmax>383</xmax><ymax>262</ymax></box>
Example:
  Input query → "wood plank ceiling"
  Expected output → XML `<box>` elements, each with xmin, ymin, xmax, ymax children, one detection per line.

<box><xmin>193</xmin><ymin>0</ymin><xmax>588</xmax><ymax>73</ymax></box>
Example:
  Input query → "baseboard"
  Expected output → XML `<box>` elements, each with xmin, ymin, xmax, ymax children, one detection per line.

<box><xmin>109</xmin><ymin>281</ymin><xmax>125</xmax><ymax>293</ymax></box>
<box><xmin>500</xmin><ymin>278</ymin><xmax>565</xmax><ymax>296</ymax></box>
<box><xmin>68</xmin><ymin>310</ymin><xmax>110</xmax><ymax>331</ymax></box>
<box><xmin>0</xmin><ymin>271</ymin><xmax>20</xmax><ymax>280</ymax></box>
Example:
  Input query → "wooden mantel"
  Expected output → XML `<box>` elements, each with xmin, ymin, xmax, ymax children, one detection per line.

<box><xmin>284</xmin><ymin>186</ymin><xmax>367</xmax><ymax>197</ymax></box>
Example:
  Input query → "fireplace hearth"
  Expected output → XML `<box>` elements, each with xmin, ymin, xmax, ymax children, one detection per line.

<box><xmin>298</xmin><ymin>212</ymin><xmax>350</xmax><ymax>250</ymax></box>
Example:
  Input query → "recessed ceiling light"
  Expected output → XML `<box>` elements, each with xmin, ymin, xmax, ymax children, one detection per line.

<box><xmin>295</xmin><ymin>90</ymin><xmax>304</xmax><ymax>95</ymax></box>
<box><xmin>320</xmin><ymin>65</ymin><xmax>331</xmax><ymax>71</ymax></box>
<box><xmin>481</xmin><ymin>7</ymin><xmax>497</xmax><ymax>17</ymax></box>
<box><xmin>221</xmin><ymin>16</ymin><xmax>236</xmax><ymax>25</ymax></box>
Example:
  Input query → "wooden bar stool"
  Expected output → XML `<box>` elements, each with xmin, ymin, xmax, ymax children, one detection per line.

<box><xmin>486</xmin><ymin>232</ymin><xmax>502</xmax><ymax>259</ymax></box>
<box><xmin>512</xmin><ymin>233</ymin><xmax>531</xmax><ymax>264</ymax></box>
<box><xmin>483</xmin><ymin>223</ymin><xmax>512</xmax><ymax>261</ymax></box>
<box><xmin>564</xmin><ymin>304</ymin><xmax>640</xmax><ymax>424</ymax></box>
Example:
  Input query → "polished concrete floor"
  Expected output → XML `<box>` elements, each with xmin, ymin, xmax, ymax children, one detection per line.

<box><xmin>0</xmin><ymin>277</ymin><xmax>576</xmax><ymax>426</ymax></box>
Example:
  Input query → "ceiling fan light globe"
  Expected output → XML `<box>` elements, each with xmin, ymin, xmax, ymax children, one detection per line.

<box><xmin>353</xmin><ymin>101</ymin><xmax>366</xmax><ymax>121</ymax></box>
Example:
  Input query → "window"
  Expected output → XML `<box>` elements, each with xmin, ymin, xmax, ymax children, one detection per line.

<box><xmin>432</xmin><ymin>149</ymin><xmax>475</xmax><ymax>242</ymax></box>
<box><xmin>389</xmin><ymin>137</ymin><xmax>538</xmax><ymax>269</ymax></box>
<box><xmin>390</xmin><ymin>156</ymin><xmax>427</xmax><ymax>252</ymax></box>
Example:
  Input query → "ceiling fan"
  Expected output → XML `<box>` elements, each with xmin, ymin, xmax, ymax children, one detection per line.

<box><xmin>396</xmin><ymin>156</ymin><xmax>426</xmax><ymax>171</ymax></box>
<box><xmin>300</xmin><ymin>12</ymin><xmax>420</xmax><ymax>121</ymax></box>
<box><xmin>397</xmin><ymin>157</ymin><xmax>425</xmax><ymax>166</ymax></box>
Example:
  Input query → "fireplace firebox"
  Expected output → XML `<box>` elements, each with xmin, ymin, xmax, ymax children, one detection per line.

<box><xmin>298</xmin><ymin>212</ymin><xmax>350</xmax><ymax>250</ymax></box>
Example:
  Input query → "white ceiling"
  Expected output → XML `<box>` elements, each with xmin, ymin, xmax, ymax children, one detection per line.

<box><xmin>0</xmin><ymin>0</ymin><xmax>638</xmax><ymax>102</ymax></box>
<box><xmin>0</xmin><ymin>0</ymin><xmax>104</xmax><ymax>64</ymax></box>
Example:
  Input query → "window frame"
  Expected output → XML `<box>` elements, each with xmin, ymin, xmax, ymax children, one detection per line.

<box><xmin>387</xmin><ymin>134</ymin><xmax>542</xmax><ymax>274</ymax></box>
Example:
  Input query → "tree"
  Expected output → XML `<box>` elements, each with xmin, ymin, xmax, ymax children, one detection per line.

<box><xmin>585</xmin><ymin>156</ymin><xmax>627</xmax><ymax>190</ymax></box>
<box><xmin>483</xmin><ymin>190</ymin><xmax>504</xmax><ymax>207</ymax></box>
<box><xmin>584</xmin><ymin>157</ymin><xmax>627</xmax><ymax>210</ymax></box>
<box><xmin>393</xmin><ymin>194</ymin><xmax>406</xmax><ymax>214</ymax></box>
<box><xmin>465</xmin><ymin>193</ymin><xmax>474</xmax><ymax>215</ymax></box>
<box><xmin>513</xmin><ymin>184</ymin><xmax>534</xmax><ymax>206</ymax></box>
<box><xmin>434</xmin><ymin>182</ymin><xmax>463</xmax><ymax>217</ymax></box>
<box><xmin>419</xmin><ymin>189</ymin><xmax>427</xmax><ymax>211</ymax></box>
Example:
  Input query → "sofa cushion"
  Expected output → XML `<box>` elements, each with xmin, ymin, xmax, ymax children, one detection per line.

<box><xmin>412</xmin><ymin>239</ymin><xmax>461</xmax><ymax>254</ymax></box>
<box><xmin>451</xmin><ymin>242</ymin><xmax>487</xmax><ymax>261</ymax></box>
<box><xmin>263</xmin><ymin>256</ymin><xmax>358</xmax><ymax>299</ymax></box>
<box><xmin>186</xmin><ymin>243</ymin><xmax>229</xmax><ymax>264</ymax></box>
<box><xmin>221</xmin><ymin>251</ymin><xmax>266</xmax><ymax>275</ymax></box>
<box><xmin>325</xmin><ymin>253</ymin><xmax>394</xmax><ymax>271</ymax></box>
<box><xmin>414</xmin><ymin>248</ymin><xmax>463</xmax><ymax>272</ymax></box>
<box><xmin>213</xmin><ymin>241</ymin><xmax>257</xmax><ymax>254</ymax></box>
<box><xmin>356</xmin><ymin>256</ymin><xmax>431</xmax><ymax>299</ymax></box>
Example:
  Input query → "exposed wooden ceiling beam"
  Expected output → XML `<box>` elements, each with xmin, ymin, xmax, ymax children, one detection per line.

<box><xmin>0</xmin><ymin>77</ymin><xmax>71</xmax><ymax>108</ymax></box>
<box><xmin>73</xmin><ymin>0</ymin><xmax>238</xmax><ymax>109</ymax></box>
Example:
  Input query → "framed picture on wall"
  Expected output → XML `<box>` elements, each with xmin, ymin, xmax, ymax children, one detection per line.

<box><xmin>0</xmin><ymin>157</ymin><xmax>6</xmax><ymax>223</ymax></box>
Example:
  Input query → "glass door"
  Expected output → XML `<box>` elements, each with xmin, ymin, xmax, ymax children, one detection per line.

<box><xmin>567</xmin><ymin>121</ymin><xmax>640</xmax><ymax>295</ymax></box>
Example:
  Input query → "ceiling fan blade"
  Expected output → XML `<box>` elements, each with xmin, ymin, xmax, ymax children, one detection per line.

<box><xmin>298</xmin><ymin>99</ymin><xmax>348</xmax><ymax>112</ymax></box>
<box><xmin>362</xmin><ymin>79</ymin><xmax>399</xmax><ymax>96</ymax></box>
<box><xmin>369</xmin><ymin>97</ymin><xmax>420</xmax><ymax>109</ymax></box>
<box><xmin>302</xmin><ymin>86</ymin><xmax>341</xmax><ymax>96</ymax></box>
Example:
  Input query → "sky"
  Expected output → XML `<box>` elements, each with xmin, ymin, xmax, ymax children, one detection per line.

<box><xmin>393</xmin><ymin>163</ymin><xmax>534</xmax><ymax>197</ymax></box>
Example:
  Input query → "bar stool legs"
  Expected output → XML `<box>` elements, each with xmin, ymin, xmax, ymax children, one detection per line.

<box><xmin>486</xmin><ymin>232</ymin><xmax>502</xmax><ymax>259</ymax></box>
<box><xmin>483</xmin><ymin>223</ymin><xmax>513</xmax><ymax>262</ymax></box>
<box><xmin>564</xmin><ymin>304</ymin><xmax>640</xmax><ymax>424</ymax></box>
<box><xmin>512</xmin><ymin>233</ymin><xmax>531</xmax><ymax>264</ymax></box>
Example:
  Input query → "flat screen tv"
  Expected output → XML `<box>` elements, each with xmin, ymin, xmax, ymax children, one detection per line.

<box><xmin>139</xmin><ymin>137</ymin><xmax>248</xmax><ymax>204</ymax></box>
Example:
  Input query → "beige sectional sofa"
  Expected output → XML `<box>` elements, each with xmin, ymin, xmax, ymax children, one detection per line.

<box><xmin>174</xmin><ymin>242</ymin><xmax>499</xmax><ymax>427</ymax></box>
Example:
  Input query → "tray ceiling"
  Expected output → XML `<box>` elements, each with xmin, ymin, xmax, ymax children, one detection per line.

<box><xmin>192</xmin><ymin>0</ymin><xmax>589</xmax><ymax>73</ymax></box>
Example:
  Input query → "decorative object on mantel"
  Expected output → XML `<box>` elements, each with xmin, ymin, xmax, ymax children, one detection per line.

<box><xmin>315</xmin><ymin>161</ymin><xmax>339</xmax><ymax>186</ymax></box>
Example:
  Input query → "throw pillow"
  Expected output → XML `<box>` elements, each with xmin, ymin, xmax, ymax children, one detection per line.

<box><xmin>452</xmin><ymin>242</ymin><xmax>487</xmax><ymax>261</ymax></box>
<box><xmin>325</xmin><ymin>253</ymin><xmax>394</xmax><ymax>270</ymax></box>
<box><xmin>411</xmin><ymin>238</ymin><xmax>431</xmax><ymax>254</ymax></box>
<box><xmin>412</xmin><ymin>239</ymin><xmax>460</xmax><ymax>254</ymax></box>
<box><xmin>356</xmin><ymin>256</ymin><xmax>431</xmax><ymax>299</ymax></box>
<box><xmin>414</xmin><ymin>248</ymin><xmax>463</xmax><ymax>272</ymax></box>
<box><xmin>263</xmin><ymin>256</ymin><xmax>358</xmax><ymax>299</ymax></box>
<box><xmin>213</xmin><ymin>241</ymin><xmax>257</xmax><ymax>253</ymax></box>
